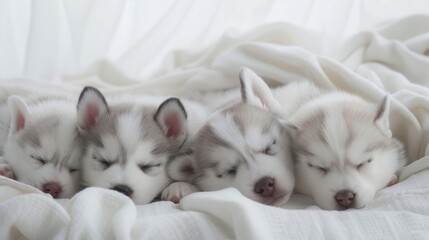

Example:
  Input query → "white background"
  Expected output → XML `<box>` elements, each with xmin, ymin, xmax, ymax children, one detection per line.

<box><xmin>1</xmin><ymin>0</ymin><xmax>429</xmax><ymax>81</ymax></box>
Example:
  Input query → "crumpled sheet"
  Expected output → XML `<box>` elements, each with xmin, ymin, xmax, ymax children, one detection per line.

<box><xmin>1</xmin><ymin>15</ymin><xmax>429</xmax><ymax>239</ymax></box>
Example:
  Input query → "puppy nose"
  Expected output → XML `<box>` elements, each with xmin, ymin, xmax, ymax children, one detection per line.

<box><xmin>42</xmin><ymin>182</ymin><xmax>62</xmax><ymax>198</ymax></box>
<box><xmin>254</xmin><ymin>177</ymin><xmax>275</xmax><ymax>197</ymax></box>
<box><xmin>335</xmin><ymin>190</ymin><xmax>355</xmax><ymax>208</ymax></box>
<box><xmin>112</xmin><ymin>184</ymin><xmax>133</xmax><ymax>196</ymax></box>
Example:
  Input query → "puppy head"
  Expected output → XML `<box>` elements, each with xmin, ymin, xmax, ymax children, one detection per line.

<box><xmin>78</xmin><ymin>87</ymin><xmax>188</xmax><ymax>204</ymax></box>
<box><xmin>5</xmin><ymin>96</ymin><xmax>84</xmax><ymax>198</ymax></box>
<box><xmin>293</xmin><ymin>96</ymin><xmax>406</xmax><ymax>210</ymax></box>
<box><xmin>192</xmin><ymin>68</ymin><xmax>295</xmax><ymax>206</ymax></box>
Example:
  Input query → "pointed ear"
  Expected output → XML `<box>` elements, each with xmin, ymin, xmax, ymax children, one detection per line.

<box><xmin>8</xmin><ymin>96</ymin><xmax>29</xmax><ymax>135</ymax></box>
<box><xmin>286</xmin><ymin>123</ymin><xmax>298</xmax><ymax>140</ymax></box>
<box><xmin>155</xmin><ymin>98</ymin><xmax>188</xmax><ymax>141</ymax></box>
<box><xmin>239</xmin><ymin>67</ymin><xmax>281</xmax><ymax>112</ymax></box>
<box><xmin>77</xmin><ymin>86</ymin><xmax>109</xmax><ymax>133</ymax></box>
<box><xmin>374</xmin><ymin>95</ymin><xmax>392</xmax><ymax>137</ymax></box>
<box><xmin>166</xmin><ymin>150</ymin><xmax>196</xmax><ymax>181</ymax></box>
<box><xmin>279</xmin><ymin>118</ymin><xmax>298</xmax><ymax>139</ymax></box>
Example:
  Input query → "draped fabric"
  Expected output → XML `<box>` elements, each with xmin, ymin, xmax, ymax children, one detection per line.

<box><xmin>2</xmin><ymin>0</ymin><xmax>429</xmax><ymax>80</ymax></box>
<box><xmin>1</xmin><ymin>1</ymin><xmax>429</xmax><ymax>239</ymax></box>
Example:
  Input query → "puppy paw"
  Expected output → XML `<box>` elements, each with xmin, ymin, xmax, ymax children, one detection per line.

<box><xmin>0</xmin><ymin>163</ymin><xmax>16</xmax><ymax>179</ymax></box>
<box><xmin>161</xmin><ymin>182</ymin><xmax>199</xmax><ymax>203</ymax></box>
<box><xmin>387</xmin><ymin>175</ymin><xmax>398</xmax><ymax>187</ymax></box>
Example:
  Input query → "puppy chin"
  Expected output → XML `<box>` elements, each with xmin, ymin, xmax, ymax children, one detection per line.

<box><xmin>256</xmin><ymin>191</ymin><xmax>291</xmax><ymax>206</ymax></box>
<box><xmin>318</xmin><ymin>198</ymin><xmax>368</xmax><ymax>211</ymax></box>
<box><xmin>271</xmin><ymin>192</ymin><xmax>292</xmax><ymax>206</ymax></box>
<box><xmin>313</xmin><ymin>197</ymin><xmax>336</xmax><ymax>210</ymax></box>
<box><xmin>59</xmin><ymin>190</ymin><xmax>76</xmax><ymax>199</ymax></box>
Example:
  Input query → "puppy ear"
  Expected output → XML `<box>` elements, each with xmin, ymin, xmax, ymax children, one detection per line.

<box><xmin>155</xmin><ymin>98</ymin><xmax>187</xmax><ymax>141</ymax></box>
<box><xmin>166</xmin><ymin>150</ymin><xmax>196</xmax><ymax>181</ymax></box>
<box><xmin>8</xmin><ymin>96</ymin><xmax>29</xmax><ymax>135</ymax></box>
<box><xmin>285</xmin><ymin>123</ymin><xmax>298</xmax><ymax>140</ymax></box>
<box><xmin>374</xmin><ymin>95</ymin><xmax>392</xmax><ymax>137</ymax></box>
<box><xmin>279</xmin><ymin>118</ymin><xmax>298</xmax><ymax>139</ymax></box>
<box><xmin>77</xmin><ymin>86</ymin><xmax>109</xmax><ymax>133</ymax></box>
<box><xmin>239</xmin><ymin>67</ymin><xmax>281</xmax><ymax>113</ymax></box>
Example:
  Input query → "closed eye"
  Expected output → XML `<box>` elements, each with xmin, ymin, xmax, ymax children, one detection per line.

<box><xmin>262</xmin><ymin>139</ymin><xmax>278</xmax><ymax>156</ymax></box>
<box><xmin>93</xmin><ymin>154</ymin><xmax>114</xmax><ymax>170</ymax></box>
<box><xmin>139</xmin><ymin>163</ymin><xmax>161</xmax><ymax>174</ymax></box>
<box><xmin>356</xmin><ymin>158</ymin><xmax>372</xmax><ymax>170</ymax></box>
<box><xmin>307</xmin><ymin>163</ymin><xmax>329</xmax><ymax>174</ymax></box>
<box><xmin>31</xmin><ymin>155</ymin><xmax>46</xmax><ymax>166</ymax></box>
<box><xmin>217</xmin><ymin>166</ymin><xmax>238</xmax><ymax>178</ymax></box>
<box><xmin>98</xmin><ymin>159</ymin><xmax>112</xmax><ymax>170</ymax></box>
<box><xmin>262</xmin><ymin>147</ymin><xmax>272</xmax><ymax>155</ymax></box>
<box><xmin>69</xmin><ymin>168</ymin><xmax>78</xmax><ymax>173</ymax></box>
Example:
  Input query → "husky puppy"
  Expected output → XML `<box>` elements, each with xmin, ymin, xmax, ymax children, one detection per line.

<box><xmin>0</xmin><ymin>95</ymin><xmax>84</xmax><ymax>198</ymax></box>
<box><xmin>164</xmin><ymin>68</ymin><xmax>297</xmax><ymax>206</ymax></box>
<box><xmin>77</xmin><ymin>87</ymin><xmax>208</xmax><ymax>204</ymax></box>
<box><xmin>290</xmin><ymin>87</ymin><xmax>406</xmax><ymax>210</ymax></box>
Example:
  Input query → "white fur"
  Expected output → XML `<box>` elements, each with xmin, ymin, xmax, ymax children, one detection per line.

<box><xmin>286</xmin><ymin>86</ymin><xmax>406</xmax><ymax>210</ymax></box>
<box><xmin>195</xmin><ymin>112</ymin><xmax>294</xmax><ymax>206</ymax></box>
<box><xmin>81</xmin><ymin>110</ymin><xmax>172</xmax><ymax>204</ymax></box>
<box><xmin>188</xmin><ymin>67</ymin><xmax>405</xmax><ymax>210</ymax></box>
<box><xmin>78</xmin><ymin>87</ymin><xmax>209</xmax><ymax>204</ymax></box>
<box><xmin>1</xmin><ymin>96</ymin><xmax>83</xmax><ymax>198</ymax></box>
<box><xmin>174</xmin><ymin>68</ymin><xmax>296</xmax><ymax>206</ymax></box>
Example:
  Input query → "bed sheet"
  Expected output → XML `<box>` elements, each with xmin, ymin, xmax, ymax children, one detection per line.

<box><xmin>1</xmin><ymin>14</ymin><xmax>429</xmax><ymax>240</ymax></box>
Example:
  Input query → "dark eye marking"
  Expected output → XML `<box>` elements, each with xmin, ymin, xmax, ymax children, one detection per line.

<box><xmin>263</xmin><ymin>147</ymin><xmax>272</xmax><ymax>155</ymax></box>
<box><xmin>307</xmin><ymin>163</ymin><xmax>329</xmax><ymax>174</ymax></box>
<box><xmin>139</xmin><ymin>163</ymin><xmax>161</xmax><ymax>174</ymax></box>
<box><xmin>31</xmin><ymin>155</ymin><xmax>46</xmax><ymax>166</ymax></box>
<box><xmin>99</xmin><ymin>159</ymin><xmax>112</xmax><ymax>170</ymax></box>
<box><xmin>92</xmin><ymin>154</ymin><xmax>115</xmax><ymax>170</ymax></box>
<box><xmin>262</xmin><ymin>139</ymin><xmax>278</xmax><ymax>155</ymax></box>
<box><xmin>356</xmin><ymin>158</ymin><xmax>372</xmax><ymax>170</ymax></box>
<box><xmin>217</xmin><ymin>165</ymin><xmax>238</xmax><ymax>178</ymax></box>
<box><xmin>226</xmin><ymin>167</ymin><xmax>237</xmax><ymax>176</ymax></box>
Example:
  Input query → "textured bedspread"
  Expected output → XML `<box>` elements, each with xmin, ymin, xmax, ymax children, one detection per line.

<box><xmin>1</xmin><ymin>15</ymin><xmax>429</xmax><ymax>240</ymax></box>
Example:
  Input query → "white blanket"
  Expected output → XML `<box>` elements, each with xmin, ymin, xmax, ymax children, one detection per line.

<box><xmin>1</xmin><ymin>15</ymin><xmax>429</xmax><ymax>239</ymax></box>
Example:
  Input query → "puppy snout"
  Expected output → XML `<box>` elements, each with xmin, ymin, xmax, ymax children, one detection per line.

<box><xmin>42</xmin><ymin>182</ymin><xmax>62</xmax><ymax>198</ymax></box>
<box><xmin>335</xmin><ymin>190</ymin><xmax>355</xmax><ymax>208</ymax></box>
<box><xmin>112</xmin><ymin>184</ymin><xmax>134</xmax><ymax>196</ymax></box>
<box><xmin>254</xmin><ymin>177</ymin><xmax>275</xmax><ymax>197</ymax></box>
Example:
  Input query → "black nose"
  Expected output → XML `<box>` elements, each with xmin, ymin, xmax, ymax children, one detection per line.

<box><xmin>335</xmin><ymin>190</ymin><xmax>355</xmax><ymax>208</ymax></box>
<box><xmin>254</xmin><ymin>177</ymin><xmax>275</xmax><ymax>197</ymax></box>
<box><xmin>112</xmin><ymin>184</ymin><xmax>133</xmax><ymax>196</ymax></box>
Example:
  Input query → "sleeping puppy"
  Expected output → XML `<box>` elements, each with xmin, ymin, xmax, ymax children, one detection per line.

<box><xmin>237</xmin><ymin>69</ymin><xmax>406</xmax><ymax>210</ymax></box>
<box><xmin>164</xmin><ymin>68</ymin><xmax>406</xmax><ymax>211</ymax></box>
<box><xmin>290</xmin><ymin>89</ymin><xmax>407</xmax><ymax>210</ymax></box>
<box><xmin>0</xmin><ymin>95</ymin><xmax>85</xmax><ymax>198</ymax></box>
<box><xmin>77</xmin><ymin>87</ymin><xmax>208</xmax><ymax>204</ymax></box>
<box><xmin>162</xmin><ymin>68</ymin><xmax>297</xmax><ymax>206</ymax></box>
